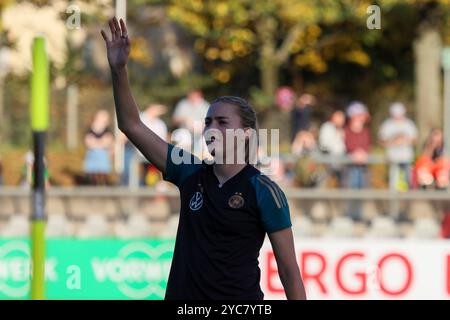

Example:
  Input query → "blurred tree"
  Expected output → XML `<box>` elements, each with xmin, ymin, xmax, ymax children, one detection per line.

<box><xmin>170</xmin><ymin>5</ymin><xmax>446</xmax><ymax>92</ymax></box>
<box><xmin>169</xmin><ymin>0</ymin><xmax>450</xmax><ymax>143</ymax></box>
<box><xmin>167</xmin><ymin>0</ymin><xmax>376</xmax><ymax>110</ymax></box>
<box><xmin>1</xmin><ymin>0</ymin><xmax>450</xmax><ymax>150</ymax></box>
<box><xmin>0</xmin><ymin>0</ymin><xmax>114</xmax><ymax>146</ymax></box>
<box><xmin>410</xmin><ymin>0</ymin><xmax>448</xmax><ymax>143</ymax></box>
<box><xmin>0</xmin><ymin>0</ymin><xmax>12</xmax><ymax>31</ymax></box>
<box><xmin>358</xmin><ymin>0</ymin><xmax>450</xmax><ymax>143</ymax></box>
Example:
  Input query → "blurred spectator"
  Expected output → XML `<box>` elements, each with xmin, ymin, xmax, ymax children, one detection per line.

<box><xmin>275</xmin><ymin>86</ymin><xmax>295</xmax><ymax>112</ymax></box>
<box><xmin>171</xmin><ymin>128</ymin><xmax>193</xmax><ymax>151</ymax></box>
<box><xmin>442</xmin><ymin>218</ymin><xmax>450</xmax><ymax>238</ymax></box>
<box><xmin>139</xmin><ymin>104</ymin><xmax>168</xmax><ymax>186</ymax></box>
<box><xmin>20</xmin><ymin>151</ymin><xmax>50</xmax><ymax>188</ymax></box>
<box><xmin>414</xmin><ymin>128</ymin><xmax>449</xmax><ymax>189</ymax></box>
<box><xmin>257</xmin><ymin>144</ymin><xmax>291</xmax><ymax>186</ymax></box>
<box><xmin>83</xmin><ymin>109</ymin><xmax>113</xmax><ymax>185</ymax></box>
<box><xmin>414</xmin><ymin>128</ymin><xmax>450</xmax><ymax>238</ymax></box>
<box><xmin>379</xmin><ymin>102</ymin><xmax>418</xmax><ymax>190</ymax></box>
<box><xmin>344</xmin><ymin>101</ymin><xmax>371</xmax><ymax>221</ymax></box>
<box><xmin>173</xmin><ymin>90</ymin><xmax>209</xmax><ymax>129</ymax></box>
<box><xmin>120</xmin><ymin>104</ymin><xmax>168</xmax><ymax>186</ymax></box>
<box><xmin>173</xmin><ymin>89</ymin><xmax>209</xmax><ymax>154</ymax></box>
<box><xmin>0</xmin><ymin>155</ymin><xmax>3</xmax><ymax>186</ymax></box>
<box><xmin>319</xmin><ymin>110</ymin><xmax>346</xmax><ymax>186</ymax></box>
<box><xmin>119</xmin><ymin>131</ymin><xmax>135</xmax><ymax>186</ymax></box>
<box><xmin>291</xmin><ymin>93</ymin><xmax>315</xmax><ymax>142</ymax></box>
<box><xmin>140</xmin><ymin>104</ymin><xmax>168</xmax><ymax>141</ymax></box>
<box><xmin>21</xmin><ymin>151</ymin><xmax>34</xmax><ymax>187</ymax></box>
<box><xmin>170</xmin><ymin>127</ymin><xmax>210</xmax><ymax>160</ymax></box>
<box><xmin>291</xmin><ymin>129</ymin><xmax>316</xmax><ymax>156</ymax></box>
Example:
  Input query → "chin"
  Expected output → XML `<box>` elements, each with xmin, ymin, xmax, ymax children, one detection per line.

<box><xmin>207</xmin><ymin>144</ymin><xmax>222</xmax><ymax>157</ymax></box>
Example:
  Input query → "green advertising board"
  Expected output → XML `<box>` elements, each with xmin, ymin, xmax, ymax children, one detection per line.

<box><xmin>0</xmin><ymin>239</ymin><xmax>175</xmax><ymax>300</ymax></box>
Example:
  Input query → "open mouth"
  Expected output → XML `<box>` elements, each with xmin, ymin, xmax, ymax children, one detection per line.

<box><xmin>206</xmin><ymin>136</ymin><xmax>216</xmax><ymax>145</ymax></box>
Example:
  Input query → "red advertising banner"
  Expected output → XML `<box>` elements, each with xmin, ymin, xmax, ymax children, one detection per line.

<box><xmin>260</xmin><ymin>240</ymin><xmax>450</xmax><ymax>300</ymax></box>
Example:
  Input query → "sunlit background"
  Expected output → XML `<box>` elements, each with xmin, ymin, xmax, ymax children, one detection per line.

<box><xmin>0</xmin><ymin>0</ymin><xmax>450</xmax><ymax>300</ymax></box>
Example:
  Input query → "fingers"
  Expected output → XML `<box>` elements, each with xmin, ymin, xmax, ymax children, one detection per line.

<box><xmin>100</xmin><ymin>29</ymin><xmax>109</xmax><ymax>43</ymax></box>
<box><xmin>108</xmin><ymin>19</ymin><xmax>116</xmax><ymax>41</ymax></box>
<box><xmin>120</xmin><ymin>18</ymin><xmax>128</xmax><ymax>38</ymax></box>
<box><xmin>113</xmin><ymin>17</ymin><xmax>121</xmax><ymax>40</ymax></box>
<box><xmin>105</xmin><ymin>17</ymin><xmax>128</xmax><ymax>43</ymax></box>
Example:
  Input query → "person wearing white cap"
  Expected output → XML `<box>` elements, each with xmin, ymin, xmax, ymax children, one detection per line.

<box><xmin>379</xmin><ymin>102</ymin><xmax>418</xmax><ymax>190</ymax></box>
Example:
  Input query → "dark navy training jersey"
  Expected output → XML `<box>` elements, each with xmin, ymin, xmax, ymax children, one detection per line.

<box><xmin>163</xmin><ymin>144</ymin><xmax>292</xmax><ymax>300</ymax></box>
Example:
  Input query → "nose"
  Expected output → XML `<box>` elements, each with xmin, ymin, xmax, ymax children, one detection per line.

<box><xmin>203</xmin><ymin>119</ymin><xmax>218</xmax><ymax>134</ymax></box>
<box><xmin>205</xmin><ymin>119</ymin><xmax>220</xmax><ymax>131</ymax></box>
<box><xmin>203</xmin><ymin>127</ymin><xmax>221</xmax><ymax>142</ymax></box>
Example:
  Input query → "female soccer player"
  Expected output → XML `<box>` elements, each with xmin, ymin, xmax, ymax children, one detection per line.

<box><xmin>101</xmin><ymin>17</ymin><xmax>306</xmax><ymax>300</ymax></box>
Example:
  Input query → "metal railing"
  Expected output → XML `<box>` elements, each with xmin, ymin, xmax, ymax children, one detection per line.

<box><xmin>1</xmin><ymin>186</ymin><xmax>450</xmax><ymax>199</ymax></box>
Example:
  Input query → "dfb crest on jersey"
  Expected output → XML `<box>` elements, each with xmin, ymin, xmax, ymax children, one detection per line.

<box><xmin>228</xmin><ymin>193</ymin><xmax>245</xmax><ymax>209</ymax></box>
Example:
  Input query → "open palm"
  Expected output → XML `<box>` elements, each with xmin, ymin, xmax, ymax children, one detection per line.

<box><xmin>101</xmin><ymin>17</ymin><xmax>130</xmax><ymax>69</ymax></box>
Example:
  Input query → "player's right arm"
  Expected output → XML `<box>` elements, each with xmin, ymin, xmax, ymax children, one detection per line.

<box><xmin>101</xmin><ymin>17</ymin><xmax>168</xmax><ymax>173</ymax></box>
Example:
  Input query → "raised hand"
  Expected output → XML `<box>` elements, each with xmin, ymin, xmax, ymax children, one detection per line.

<box><xmin>101</xmin><ymin>17</ymin><xmax>130</xmax><ymax>70</ymax></box>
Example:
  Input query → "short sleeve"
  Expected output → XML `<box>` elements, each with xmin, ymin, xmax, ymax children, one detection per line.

<box><xmin>250</xmin><ymin>174</ymin><xmax>292</xmax><ymax>233</ymax></box>
<box><xmin>163</xmin><ymin>144</ymin><xmax>203</xmax><ymax>188</ymax></box>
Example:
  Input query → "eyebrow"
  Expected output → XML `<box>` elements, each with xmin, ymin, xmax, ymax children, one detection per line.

<box><xmin>204</xmin><ymin>116</ymin><xmax>230</xmax><ymax>121</ymax></box>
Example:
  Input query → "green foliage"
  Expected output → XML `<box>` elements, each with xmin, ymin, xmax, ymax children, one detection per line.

<box><xmin>2</xmin><ymin>0</ymin><xmax>450</xmax><ymax>149</ymax></box>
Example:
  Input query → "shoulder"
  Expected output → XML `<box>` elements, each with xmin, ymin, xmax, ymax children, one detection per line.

<box><xmin>163</xmin><ymin>144</ymin><xmax>204</xmax><ymax>187</ymax></box>
<box><xmin>249</xmin><ymin>171</ymin><xmax>288</xmax><ymax>209</ymax></box>
<box><xmin>175</xmin><ymin>99</ymin><xmax>189</xmax><ymax>110</ymax></box>
<box><xmin>248</xmin><ymin>170</ymin><xmax>292</xmax><ymax>233</ymax></box>
<box><xmin>320</xmin><ymin>122</ymin><xmax>332</xmax><ymax>131</ymax></box>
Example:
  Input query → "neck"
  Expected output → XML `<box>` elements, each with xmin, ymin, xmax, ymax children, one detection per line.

<box><xmin>213</xmin><ymin>163</ymin><xmax>247</xmax><ymax>185</ymax></box>
<box><xmin>92</xmin><ymin>122</ymin><xmax>105</xmax><ymax>132</ymax></box>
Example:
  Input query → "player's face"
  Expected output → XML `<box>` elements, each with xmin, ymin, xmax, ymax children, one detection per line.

<box><xmin>203</xmin><ymin>102</ymin><xmax>247</xmax><ymax>163</ymax></box>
